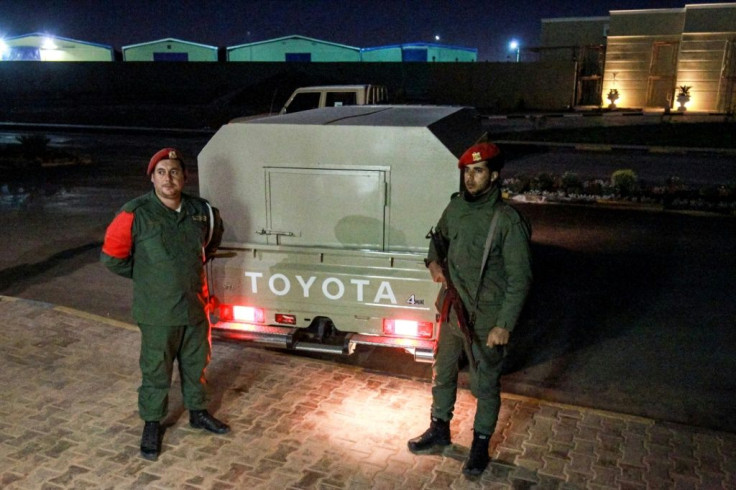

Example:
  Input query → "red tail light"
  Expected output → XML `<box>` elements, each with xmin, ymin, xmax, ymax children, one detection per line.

<box><xmin>383</xmin><ymin>319</ymin><xmax>433</xmax><ymax>339</ymax></box>
<box><xmin>275</xmin><ymin>313</ymin><xmax>296</xmax><ymax>325</ymax></box>
<box><xmin>219</xmin><ymin>304</ymin><xmax>265</xmax><ymax>324</ymax></box>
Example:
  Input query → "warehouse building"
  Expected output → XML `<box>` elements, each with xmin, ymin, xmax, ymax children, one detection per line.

<box><xmin>122</xmin><ymin>38</ymin><xmax>218</xmax><ymax>61</ymax></box>
<box><xmin>360</xmin><ymin>42</ymin><xmax>477</xmax><ymax>62</ymax></box>
<box><xmin>0</xmin><ymin>33</ymin><xmax>113</xmax><ymax>61</ymax></box>
<box><xmin>227</xmin><ymin>35</ymin><xmax>360</xmax><ymax>62</ymax></box>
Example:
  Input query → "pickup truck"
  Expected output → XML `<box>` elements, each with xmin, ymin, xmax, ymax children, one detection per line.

<box><xmin>279</xmin><ymin>84</ymin><xmax>389</xmax><ymax>114</ymax></box>
<box><xmin>198</xmin><ymin>105</ymin><xmax>484</xmax><ymax>362</ymax></box>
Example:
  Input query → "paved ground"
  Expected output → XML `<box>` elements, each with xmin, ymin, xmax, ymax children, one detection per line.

<box><xmin>2</xmin><ymin>296</ymin><xmax>735</xmax><ymax>489</ymax></box>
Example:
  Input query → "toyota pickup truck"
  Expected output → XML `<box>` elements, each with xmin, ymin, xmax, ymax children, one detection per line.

<box><xmin>198</xmin><ymin>105</ymin><xmax>484</xmax><ymax>362</ymax></box>
<box><xmin>279</xmin><ymin>84</ymin><xmax>389</xmax><ymax>114</ymax></box>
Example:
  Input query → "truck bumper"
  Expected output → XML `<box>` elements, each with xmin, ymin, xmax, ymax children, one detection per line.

<box><xmin>212</xmin><ymin>321</ymin><xmax>435</xmax><ymax>363</ymax></box>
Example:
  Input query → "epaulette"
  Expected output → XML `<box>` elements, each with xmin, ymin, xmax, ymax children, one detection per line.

<box><xmin>450</xmin><ymin>191</ymin><xmax>462</xmax><ymax>200</ymax></box>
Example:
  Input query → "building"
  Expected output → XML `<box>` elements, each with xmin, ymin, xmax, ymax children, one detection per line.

<box><xmin>360</xmin><ymin>42</ymin><xmax>477</xmax><ymax>62</ymax></box>
<box><xmin>603</xmin><ymin>3</ymin><xmax>736</xmax><ymax>112</ymax></box>
<box><xmin>538</xmin><ymin>17</ymin><xmax>609</xmax><ymax>106</ymax></box>
<box><xmin>541</xmin><ymin>3</ymin><xmax>736</xmax><ymax>112</ymax></box>
<box><xmin>227</xmin><ymin>35</ymin><xmax>360</xmax><ymax>62</ymax></box>
<box><xmin>122</xmin><ymin>38</ymin><xmax>218</xmax><ymax>61</ymax></box>
<box><xmin>0</xmin><ymin>33</ymin><xmax>113</xmax><ymax>61</ymax></box>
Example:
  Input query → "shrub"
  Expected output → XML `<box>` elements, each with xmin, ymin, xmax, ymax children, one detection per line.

<box><xmin>611</xmin><ymin>169</ymin><xmax>638</xmax><ymax>197</ymax></box>
<box><xmin>503</xmin><ymin>176</ymin><xmax>530</xmax><ymax>194</ymax></box>
<box><xmin>533</xmin><ymin>172</ymin><xmax>555</xmax><ymax>192</ymax></box>
<box><xmin>561</xmin><ymin>171</ymin><xmax>582</xmax><ymax>195</ymax></box>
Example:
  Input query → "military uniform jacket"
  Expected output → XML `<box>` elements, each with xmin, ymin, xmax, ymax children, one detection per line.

<box><xmin>427</xmin><ymin>186</ymin><xmax>532</xmax><ymax>333</ymax></box>
<box><xmin>101</xmin><ymin>191</ymin><xmax>223</xmax><ymax>326</ymax></box>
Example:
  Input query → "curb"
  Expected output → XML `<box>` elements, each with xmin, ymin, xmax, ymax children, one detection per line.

<box><xmin>494</xmin><ymin>139</ymin><xmax>736</xmax><ymax>156</ymax></box>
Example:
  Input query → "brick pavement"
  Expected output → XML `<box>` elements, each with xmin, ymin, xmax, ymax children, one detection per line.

<box><xmin>1</xmin><ymin>295</ymin><xmax>734</xmax><ymax>489</ymax></box>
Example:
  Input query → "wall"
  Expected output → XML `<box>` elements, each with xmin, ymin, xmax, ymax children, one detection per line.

<box><xmin>0</xmin><ymin>61</ymin><xmax>576</xmax><ymax>128</ymax></box>
<box><xmin>540</xmin><ymin>17</ymin><xmax>610</xmax><ymax>60</ymax></box>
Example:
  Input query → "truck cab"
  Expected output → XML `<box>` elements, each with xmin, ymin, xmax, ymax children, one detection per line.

<box><xmin>279</xmin><ymin>84</ymin><xmax>389</xmax><ymax>114</ymax></box>
<box><xmin>198</xmin><ymin>105</ymin><xmax>483</xmax><ymax>362</ymax></box>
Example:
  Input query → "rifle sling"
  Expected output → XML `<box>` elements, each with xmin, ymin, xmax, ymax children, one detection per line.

<box><xmin>470</xmin><ymin>205</ymin><xmax>502</xmax><ymax>324</ymax></box>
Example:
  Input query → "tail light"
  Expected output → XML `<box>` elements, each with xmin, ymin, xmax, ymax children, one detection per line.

<box><xmin>219</xmin><ymin>304</ymin><xmax>265</xmax><ymax>324</ymax></box>
<box><xmin>383</xmin><ymin>319</ymin><xmax>434</xmax><ymax>339</ymax></box>
<box><xmin>275</xmin><ymin>313</ymin><xmax>296</xmax><ymax>325</ymax></box>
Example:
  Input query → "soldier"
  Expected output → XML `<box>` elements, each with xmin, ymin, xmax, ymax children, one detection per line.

<box><xmin>101</xmin><ymin>148</ymin><xmax>228</xmax><ymax>461</ymax></box>
<box><xmin>408</xmin><ymin>141</ymin><xmax>532</xmax><ymax>477</ymax></box>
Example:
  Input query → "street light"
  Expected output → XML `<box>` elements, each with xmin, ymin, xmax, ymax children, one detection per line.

<box><xmin>509</xmin><ymin>40</ymin><xmax>520</xmax><ymax>62</ymax></box>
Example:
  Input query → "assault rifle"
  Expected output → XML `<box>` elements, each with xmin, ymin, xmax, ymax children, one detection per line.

<box><xmin>426</xmin><ymin>227</ymin><xmax>478</xmax><ymax>370</ymax></box>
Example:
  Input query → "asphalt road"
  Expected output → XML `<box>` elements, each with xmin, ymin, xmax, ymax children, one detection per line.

<box><xmin>2</xmin><ymin>129</ymin><xmax>735</xmax><ymax>433</ymax></box>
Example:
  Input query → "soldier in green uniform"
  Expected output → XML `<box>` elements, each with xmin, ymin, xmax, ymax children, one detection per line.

<box><xmin>408</xmin><ymin>141</ymin><xmax>532</xmax><ymax>477</ymax></box>
<box><xmin>101</xmin><ymin>148</ymin><xmax>228</xmax><ymax>461</ymax></box>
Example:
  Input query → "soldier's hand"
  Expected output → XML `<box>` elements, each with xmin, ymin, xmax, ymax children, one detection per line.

<box><xmin>427</xmin><ymin>261</ymin><xmax>447</xmax><ymax>288</ymax></box>
<box><xmin>486</xmin><ymin>327</ymin><xmax>510</xmax><ymax>347</ymax></box>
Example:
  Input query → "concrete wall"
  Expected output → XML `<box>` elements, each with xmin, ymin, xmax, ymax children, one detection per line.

<box><xmin>0</xmin><ymin>61</ymin><xmax>576</xmax><ymax>128</ymax></box>
<box><xmin>540</xmin><ymin>17</ymin><xmax>610</xmax><ymax>59</ymax></box>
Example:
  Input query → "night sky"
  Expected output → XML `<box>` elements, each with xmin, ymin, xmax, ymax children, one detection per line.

<box><xmin>0</xmin><ymin>0</ymin><xmax>730</xmax><ymax>61</ymax></box>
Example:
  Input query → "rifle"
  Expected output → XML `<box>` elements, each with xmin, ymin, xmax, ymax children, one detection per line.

<box><xmin>426</xmin><ymin>227</ymin><xmax>478</xmax><ymax>370</ymax></box>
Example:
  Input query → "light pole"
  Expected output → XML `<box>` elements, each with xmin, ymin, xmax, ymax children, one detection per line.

<box><xmin>509</xmin><ymin>40</ymin><xmax>520</xmax><ymax>62</ymax></box>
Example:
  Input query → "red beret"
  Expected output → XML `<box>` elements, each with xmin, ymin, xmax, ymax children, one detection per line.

<box><xmin>458</xmin><ymin>142</ymin><xmax>501</xmax><ymax>169</ymax></box>
<box><xmin>147</xmin><ymin>148</ymin><xmax>183</xmax><ymax>175</ymax></box>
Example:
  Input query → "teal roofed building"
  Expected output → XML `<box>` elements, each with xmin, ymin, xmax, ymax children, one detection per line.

<box><xmin>122</xmin><ymin>38</ymin><xmax>218</xmax><ymax>61</ymax></box>
<box><xmin>0</xmin><ymin>33</ymin><xmax>113</xmax><ymax>61</ymax></box>
<box><xmin>227</xmin><ymin>35</ymin><xmax>361</xmax><ymax>62</ymax></box>
<box><xmin>360</xmin><ymin>43</ymin><xmax>477</xmax><ymax>62</ymax></box>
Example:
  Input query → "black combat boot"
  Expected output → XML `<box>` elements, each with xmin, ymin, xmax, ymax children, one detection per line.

<box><xmin>140</xmin><ymin>421</ymin><xmax>161</xmax><ymax>461</ymax></box>
<box><xmin>462</xmin><ymin>430</ymin><xmax>491</xmax><ymax>476</ymax></box>
<box><xmin>190</xmin><ymin>410</ymin><xmax>231</xmax><ymax>434</ymax></box>
<box><xmin>407</xmin><ymin>416</ymin><xmax>451</xmax><ymax>454</ymax></box>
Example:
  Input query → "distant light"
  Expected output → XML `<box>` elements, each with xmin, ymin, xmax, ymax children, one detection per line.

<box><xmin>509</xmin><ymin>39</ymin><xmax>521</xmax><ymax>62</ymax></box>
<box><xmin>434</xmin><ymin>35</ymin><xmax>441</xmax><ymax>42</ymax></box>
<box><xmin>0</xmin><ymin>39</ymin><xmax>7</xmax><ymax>58</ymax></box>
<box><xmin>42</xmin><ymin>37</ymin><xmax>57</xmax><ymax>50</ymax></box>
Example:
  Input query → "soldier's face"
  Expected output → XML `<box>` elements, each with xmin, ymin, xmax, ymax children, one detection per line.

<box><xmin>151</xmin><ymin>159</ymin><xmax>186</xmax><ymax>202</ymax></box>
<box><xmin>463</xmin><ymin>161</ymin><xmax>497</xmax><ymax>195</ymax></box>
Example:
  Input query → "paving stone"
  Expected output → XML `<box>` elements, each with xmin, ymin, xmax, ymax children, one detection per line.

<box><xmin>2</xmin><ymin>297</ymin><xmax>736</xmax><ymax>489</ymax></box>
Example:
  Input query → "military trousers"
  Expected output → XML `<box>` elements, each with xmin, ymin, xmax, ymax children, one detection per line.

<box><xmin>430</xmin><ymin>308</ymin><xmax>505</xmax><ymax>434</ymax></box>
<box><xmin>137</xmin><ymin>319</ymin><xmax>211</xmax><ymax>421</ymax></box>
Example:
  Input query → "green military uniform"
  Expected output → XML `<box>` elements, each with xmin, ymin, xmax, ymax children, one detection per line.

<box><xmin>101</xmin><ymin>191</ymin><xmax>223</xmax><ymax>421</ymax></box>
<box><xmin>427</xmin><ymin>185</ymin><xmax>532</xmax><ymax>434</ymax></box>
